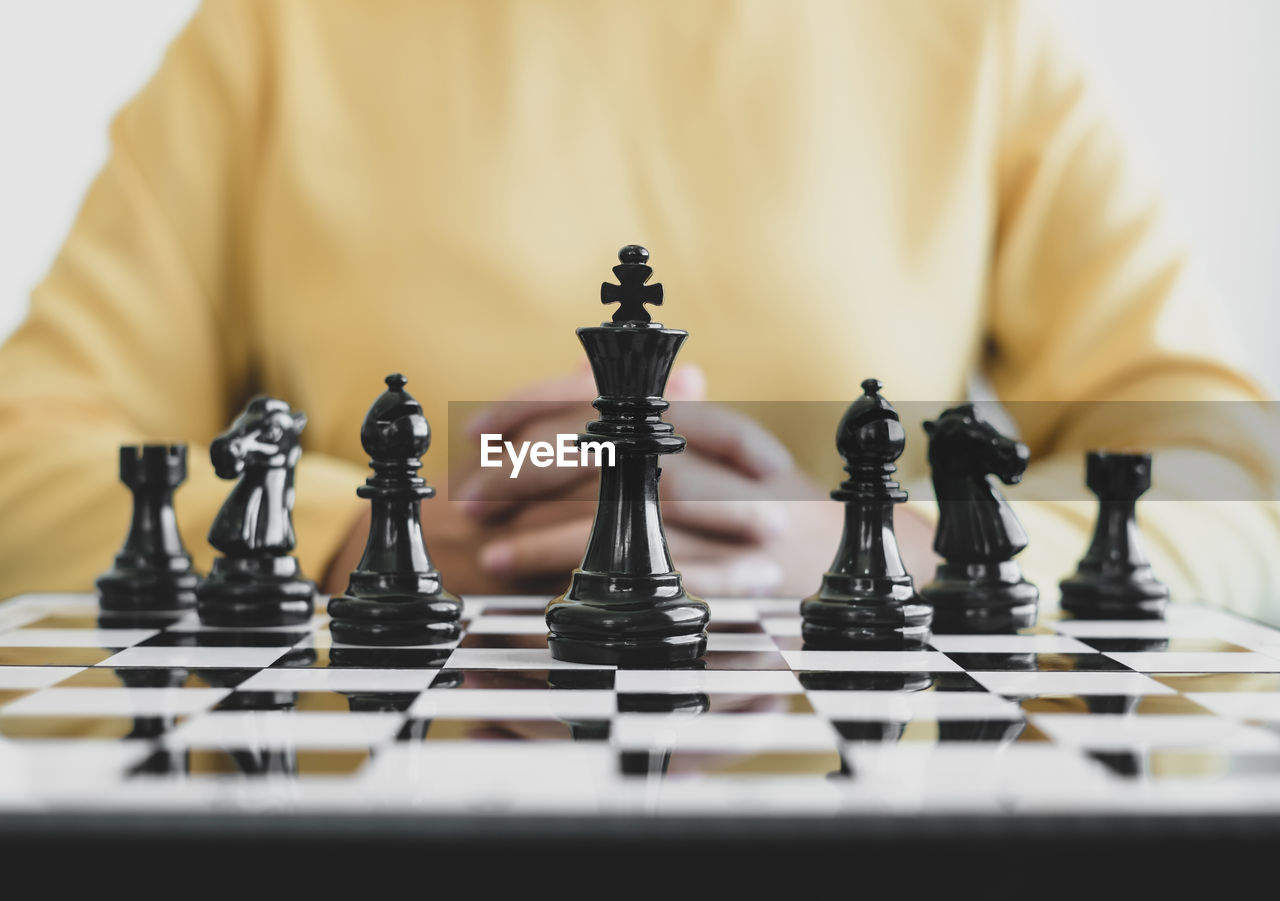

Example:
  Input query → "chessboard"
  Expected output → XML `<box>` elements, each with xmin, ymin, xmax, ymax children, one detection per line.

<box><xmin>4</xmin><ymin>592</ymin><xmax>1280</xmax><ymax>816</ymax></box>
<box><xmin>5</xmin><ymin>592</ymin><xmax>1280</xmax><ymax>890</ymax></box>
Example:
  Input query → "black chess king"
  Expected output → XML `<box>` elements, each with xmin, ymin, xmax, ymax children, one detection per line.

<box><xmin>327</xmin><ymin>373</ymin><xmax>463</xmax><ymax>645</ymax></box>
<box><xmin>801</xmin><ymin>379</ymin><xmax>932</xmax><ymax>649</ymax></box>
<box><xmin>545</xmin><ymin>245</ymin><xmax>710</xmax><ymax>666</ymax></box>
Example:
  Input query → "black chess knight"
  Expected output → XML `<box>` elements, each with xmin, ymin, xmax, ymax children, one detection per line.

<box><xmin>327</xmin><ymin>373</ymin><xmax>463</xmax><ymax>646</ymax></box>
<box><xmin>919</xmin><ymin>404</ymin><xmax>1039</xmax><ymax>633</ymax></box>
<box><xmin>801</xmin><ymin>379</ymin><xmax>932</xmax><ymax>649</ymax></box>
<box><xmin>96</xmin><ymin>444</ymin><xmax>201</xmax><ymax>619</ymax></box>
<box><xmin>1060</xmin><ymin>451</ymin><xmax>1170</xmax><ymax>619</ymax></box>
<box><xmin>545</xmin><ymin>245</ymin><xmax>710</xmax><ymax>667</ymax></box>
<box><xmin>196</xmin><ymin>396</ymin><xmax>316</xmax><ymax>626</ymax></box>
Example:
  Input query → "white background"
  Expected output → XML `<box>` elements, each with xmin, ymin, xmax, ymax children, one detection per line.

<box><xmin>1</xmin><ymin>0</ymin><xmax>1278</xmax><ymax>389</ymax></box>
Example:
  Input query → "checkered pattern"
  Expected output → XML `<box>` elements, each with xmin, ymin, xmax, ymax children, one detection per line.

<box><xmin>3</xmin><ymin>593</ymin><xmax>1280</xmax><ymax>814</ymax></box>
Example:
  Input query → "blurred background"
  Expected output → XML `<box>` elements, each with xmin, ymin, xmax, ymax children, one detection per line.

<box><xmin>2</xmin><ymin>0</ymin><xmax>1278</xmax><ymax>389</ymax></box>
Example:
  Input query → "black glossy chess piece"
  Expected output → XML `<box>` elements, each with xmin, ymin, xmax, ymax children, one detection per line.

<box><xmin>797</xmin><ymin>672</ymin><xmax>934</xmax><ymax>692</ymax></box>
<box><xmin>119</xmin><ymin>667</ymin><xmax>193</xmax><ymax>775</ymax></box>
<box><xmin>96</xmin><ymin>445</ymin><xmax>201</xmax><ymax>620</ymax></box>
<box><xmin>936</xmin><ymin>720</ymin><xmax>1028</xmax><ymax>743</ymax></box>
<box><xmin>342</xmin><ymin>692</ymin><xmax>421</xmax><ymax>713</ymax></box>
<box><xmin>1060</xmin><ymin>451</ymin><xmax>1170</xmax><ymax>619</ymax></box>
<box><xmin>801</xmin><ymin>379</ymin><xmax>931</xmax><ymax>649</ymax></box>
<box><xmin>1082</xmin><ymin>693</ymin><xmax>1148</xmax><ymax>776</ymax></box>
<box><xmin>196</xmin><ymin>396</ymin><xmax>316</xmax><ymax>626</ymax></box>
<box><xmin>327</xmin><ymin>374</ymin><xmax>463</xmax><ymax>645</ymax></box>
<box><xmin>919</xmin><ymin>404</ymin><xmax>1039</xmax><ymax>633</ymax></box>
<box><xmin>798</xmin><ymin>671</ymin><xmax>933</xmax><ymax>743</ymax></box>
<box><xmin>120</xmin><ymin>667</ymin><xmax>190</xmax><ymax>740</ymax></box>
<box><xmin>615</xmin><ymin>678</ymin><xmax>711</xmax><ymax>776</ymax></box>
<box><xmin>546</xmin><ymin>245</ymin><xmax>710</xmax><ymax>667</ymax></box>
<box><xmin>328</xmin><ymin>645</ymin><xmax>453</xmax><ymax>669</ymax></box>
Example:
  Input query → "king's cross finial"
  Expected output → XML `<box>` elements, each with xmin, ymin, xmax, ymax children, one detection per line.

<box><xmin>600</xmin><ymin>245</ymin><xmax>663</xmax><ymax>323</ymax></box>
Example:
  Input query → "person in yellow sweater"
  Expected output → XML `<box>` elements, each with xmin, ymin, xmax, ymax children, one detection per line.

<box><xmin>0</xmin><ymin>0</ymin><xmax>1277</xmax><ymax>617</ymax></box>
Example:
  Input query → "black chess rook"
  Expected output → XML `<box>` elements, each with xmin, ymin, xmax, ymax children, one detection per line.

<box><xmin>1060</xmin><ymin>450</ymin><xmax>1170</xmax><ymax>620</ymax></box>
<box><xmin>919</xmin><ymin>404</ymin><xmax>1039</xmax><ymax>633</ymax></box>
<box><xmin>327</xmin><ymin>373</ymin><xmax>463</xmax><ymax>646</ymax></box>
<box><xmin>96</xmin><ymin>444</ymin><xmax>201</xmax><ymax>618</ymax></box>
<box><xmin>545</xmin><ymin>245</ymin><xmax>710</xmax><ymax>667</ymax></box>
<box><xmin>196</xmin><ymin>396</ymin><xmax>316</xmax><ymax>626</ymax></box>
<box><xmin>801</xmin><ymin>379</ymin><xmax>932</xmax><ymax>649</ymax></box>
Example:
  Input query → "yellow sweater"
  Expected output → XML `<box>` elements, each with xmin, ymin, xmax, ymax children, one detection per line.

<box><xmin>1</xmin><ymin>0</ymin><xmax>1276</xmax><ymax>613</ymax></box>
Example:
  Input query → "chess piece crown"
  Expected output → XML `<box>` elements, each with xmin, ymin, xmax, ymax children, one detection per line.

<box><xmin>600</xmin><ymin>243</ymin><xmax>664</xmax><ymax>323</ymax></box>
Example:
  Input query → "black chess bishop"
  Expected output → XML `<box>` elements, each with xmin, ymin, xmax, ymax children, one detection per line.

<box><xmin>545</xmin><ymin>245</ymin><xmax>710</xmax><ymax>667</ymax></box>
<box><xmin>196</xmin><ymin>396</ymin><xmax>317</xmax><ymax>626</ymax></box>
<box><xmin>801</xmin><ymin>378</ymin><xmax>932</xmax><ymax>649</ymax></box>
<box><xmin>919</xmin><ymin>404</ymin><xmax>1039</xmax><ymax>633</ymax></box>
<box><xmin>1060</xmin><ymin>450</ymin><xmax>1170</xmax><ymax>619</ymax></box>
<box><xmin>96</xmin><ymin>444</ymin><xmax>201</xmax><ymax>620</ymax></box>
<box><xmin>327</xmin><ymin>373</ymin><xmax>463</xmax><ymax>645</ymax></box>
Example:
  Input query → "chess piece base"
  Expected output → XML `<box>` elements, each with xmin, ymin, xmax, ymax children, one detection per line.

<box><xmin>921</xmin><ymin>562</ymin><xmax>1039</xmax><ymax>633</ymax></box>
<box><xmin>547</xmin><ymin>630</ymin><xmax>708</xmax><ymax>667</ymax></box>
<box><xmin>547</xmin><ymin>586</ymin><xmax>710</xmax><ymax>667</ymax></box>
<box><xmin>1060</xmin><ymin>569</ymin><xmax>1170</xmax><ymax>620</ymax></box>
<box><xmin>196</xmin><ymin>556</ymin><xmax>315</xmax><ymax>626</ymax></box>
<box><xmin>96</xmin><ymin>567</ymin><xmax>199</xmax><ymax>614</ymax></box>
<box><xmin>327</xmin><ymin>577</ymin><xmax>463</xmax><ymax>646</ymax></box>
<box><xmin>801</xmin><ymin>577</ymin><xmax>932</xmax><ymax>649</ymax></box>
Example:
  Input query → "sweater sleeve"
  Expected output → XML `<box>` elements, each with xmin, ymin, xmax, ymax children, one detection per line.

<box><xmin>0</xmin><ymin>0</ymin><xmax>365</xmax><ymax>599</ymax></box>
<box><xmin>982</xmin><ymin>0</ymin><xmax>1280</xmax><ymax>619</ymax></box>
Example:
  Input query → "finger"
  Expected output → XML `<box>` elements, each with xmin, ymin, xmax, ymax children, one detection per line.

<box><xmin>465</xmin><ymin>368</ymin><xmax>597</xmax><ymax>439</ymax></box>
<box><xmin>457</xmin><ymin>412</ymin><xmax>603</xmax><ymax>517</ymax></box>
<box><xmin>669</xmin><ymin>403</ymin><xmax>793</xmax><ymax>479</ymax></box>
<box><xmin>491</xmin><ymin>364</ymin><xmax>595</xmax><ymax>407</ymax></box>
<box><xmin>503</xmin><ymin>496</ymin><xmax>598</xmax><ymax>531</ymax></box>
<box><xmin>477</xmin><ymin>515</ymin><xmax>750</xmax><ymax>580</ymax></box>
<box><xmin>662</xmin><ymin>497</ymin><xmax>789</xmax><ymax>544</ymax></box>
<box><xmin>478</xmin><ymin>518</ymin><xmax>593</xmax><ymax>578</ymax></box>
<box><xmin>661</xmin><ymin>449</ymin><xmax>786</xmax><ymax>508</ymax></box>
<box><xmin>678</xmin><ymin>552</ymin><xmax>784</xmax><ymax>598</ymax></box>
<box><xmin>460</xmin><ymin>468</ymin><xmax>599</xmax><ymax>521</ymax></box>
<box><xmin>661</xmin><ymin>454</ymin><xmax>791</xmax><ymax>540</ymax></box>
<box><xmin>664</xmin><ymin>522</ymin><xmax>766</xmax><ymax>560</ymax></box>
<box><xmin>664</xmin><ymin>364</ymin><xmax>707</xmax><ymax>402</ymax></box>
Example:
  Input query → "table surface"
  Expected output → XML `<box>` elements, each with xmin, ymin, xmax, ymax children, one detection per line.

<box><xmin>3</xmin><ymin>592</ymin><xmax>1280</xmax><ymax>823</ymax></box>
